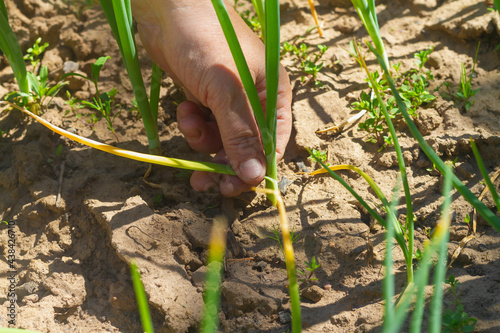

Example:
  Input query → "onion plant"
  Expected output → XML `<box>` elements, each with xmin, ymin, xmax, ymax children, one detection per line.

<box><xmin>347</xmin><ymin>1</ymin><xmax>500</xmax><ymax>331</ymax></box>
<box><xmin>210</xmin><ymin>0</ymin><xmax>280</xmax><ymax>204</ymax></box>
<box><xmin>0</xmin><ymin>0</ymin><xmax>29</xmax><ymax>99</ymax></box>
<box><xmin>99</xmin><ymin>0</ymin><xmax>162</xmax><ymax>155</ymax></box>
<box><xmin>201</xmin><ymin>216</ymin><xmax>228</xmax><ymax>332</ymax></box>
<box><xmin>350</xmin><ymin>0</ymin><xmax>500</xmax><ymax>231</ymax></box>
<box><xmin>130</xmin><ymin>262</ymin><xmax>154</xmax><ymax>333</ymax></box>
<box><xmin>362</xmin><ymin>38</ymin><xmax>500</xmax><ymax>232</ymax></box>
<box><xmin>382</xmin><ymin>168</ymin><xmax>452</xmax><ymax>333</ymax></box>
<box><xmin>347</xmin><ymin>0</ymin><xmax>500</xmax><ymax>284</ymax></box>
<box><xmin>350</xmin><ymin>39</ymin><xmax>415</xmax><ymax>283</ymax></box>
<box><xmin>210</xmin><ymin>1</ymin><xmax>301</xmax><ymax>331</ymax></box>
<box><xmin>3</xmin><ymin>0</ymin><xmax>299</xmax><ymax>330</ymax></box>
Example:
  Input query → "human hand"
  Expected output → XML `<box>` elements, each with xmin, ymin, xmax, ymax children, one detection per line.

<box><xmin>131</xmin><ymin>0</ymin><xmax>292</xmax><ymax>196</ymax></box>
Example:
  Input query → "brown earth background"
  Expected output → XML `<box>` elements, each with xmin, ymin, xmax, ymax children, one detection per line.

<box><xmin>1</xmin><ymin>0</ymin><xmax>500</xmax><ymax>332</ymax></box>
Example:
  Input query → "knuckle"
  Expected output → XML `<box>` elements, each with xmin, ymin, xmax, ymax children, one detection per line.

<box><xmin>224</xmin><ymin>130</ymin><xmax>261</xmax><ymax>155</ymax></box>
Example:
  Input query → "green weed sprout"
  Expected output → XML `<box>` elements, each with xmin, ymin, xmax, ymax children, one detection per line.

<box><xmin>0</xmin><ymin>35</ymin><xmax>68</xmax><ymax>115</ymax></box>
<box><xmin>281</xmin><ymin>42</ymin><xmax>329</xmax><ymax>87</ymax></box>
<box><xmin>353</xmin><ymin>45</ymin><xmax>435</xmax><ymax>148</ymax></box>
<box><xmin>442</xmin><ymin>275</ymin><xmax>477</xmax><ymax>333</ymax></box>
<box><xmin>130</xmin><ymin>262</ymin><xmax>154</xmax><ymax>333</ymax></box>
<box><xmin>234</xmin><ymin>0</ymin><xmax>263</xmax><ymax>37</ymax></box>
<box><xmin>24</xmin><ymin>64</ymin><xmax>68</xmax><ymax>115</ymax></box>
<box><xmin>267</xmin><ymin>223</ymin><xmax>300</xmax><ymax>260</ymax></box>
<box><xmin>351</xmin><ymin>0</ymin><xmax>500</xmax><ymax>231</ymax></box>
<box><xmin>440</xmin><ymin>43</ymin><xmax>480</xmax><ymax>111</ymax></box>
<box><xmin>349</xmin><ymin>39</ymin><xmax>415</xmax><ymax>282</ymax></box>
<box><xmin>298</xmin><ymin>256</ymin><xmax>320</xmax><ymax>285</ymax></box>
<box><xmin>24</xmin><ymin>37</ymin><xmax>49</xmax><ymax>73</ymax></box>
<box><xmin>64</xmin><ymin>56</ymin><xmax>120</xmax><ymax>140</ymax></box>
<box><xmin>456</xmin><ymin>43</ymin><xmax>480</xmax><ymax>112</ymax></box>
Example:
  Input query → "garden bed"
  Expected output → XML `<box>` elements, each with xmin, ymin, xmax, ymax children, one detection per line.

<box><xmin>1</xmin><ymin>0</ymin><xmax>500</xmax><ymax>331</ymax></box>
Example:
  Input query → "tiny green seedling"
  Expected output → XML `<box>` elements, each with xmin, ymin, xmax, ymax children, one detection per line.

<box><xmin>426</xmin><ymin>162</ymin><xmax>437</xmax><ymax>173</ymax></box>
<box><xmin>64</xmin><ymin>56</ymin><xmax>120</xmax><ymax>140</ymax></box>
<box><xmin>24</xmin><ymin>37</ymin><xmax>49</xmax><ymax>73</ymax></box>
<box><xmin>281</xmin><ymin>41</ymin><xmax>328</xmax><ymax>87</ymax></box>
<box><xmin>234</xmin><ymin>0</ymin><xmax>262</xmax><ymax>36</ymax></box>
<box><xmin>298</xmin><ymin>256</ymin><xmax>320</xmax><ymax>286</ymax></box>
<box><xmin>442</xmin><ymin>275</ymin><xmax>477</xmax><ymax>333</ymax></box>
<box><xmin>352</xmin><ymin>45</ymin><xmax>436</xmax><ymax>149</ymax></box>
<box><xmin>413</xmin><ymin>248</ymin><xmax>423</xmax><ymax>262</ymax></box>
<box><xmin>456</xmin><ymin>45</ymin><xmax>480</xmax><ymax>111</ymax></box>
<box><xmin>65</xmin><ymin>90</ymin><xmax>84</xmax><ymax>115</ymax></box>
<box><xmin>267</xmin><ymin>224</ymin><xmax>300</xmax><ymax>260</ymax></box>
<box><xmin>4</xmin><ymin>38</ymin><xmax>68</xmax><ymax>115</ymax></box>
<box><xmin>308</xmin><ymin>149</ymin><xmax>328</xmax><ymax>166</ymax></box>
<box><xmin>439</xmin><ymin>43</ymin><xmax>480</xmax><ymax>112</ymax></box>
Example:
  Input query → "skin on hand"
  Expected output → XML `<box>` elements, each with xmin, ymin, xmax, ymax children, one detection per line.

<box><xmin>131</xmin><ymin>0</ymin><xmax>292</xmax><ymax>196</ymax></box>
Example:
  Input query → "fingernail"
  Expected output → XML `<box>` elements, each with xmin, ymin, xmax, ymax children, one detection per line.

<box><xmin>239</xmin><ymin>158</ymin><xmax>264</xmax><ymax>181</ymax></box>
<box><xmin>186</xmin><ymin>130</ymin><xmax>201</xmax><ymax>141</ymax></box>
<box><xmin>179</xmin><ymin>116</ymin><xmax>201</xmax><ymax>141</ymax></box>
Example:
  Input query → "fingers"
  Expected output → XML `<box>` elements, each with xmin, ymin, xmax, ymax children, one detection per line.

<box><xmin>177</xmin><ymin>101</ymin><xmax>222</xmax><ymax>154</ymax></box>
<box><xmin>201</xmin><ymin>64</ymin><xmax>267</xmax><ymax>186</ymax></box>
<box><xmin>257</xmin><ymin>64</ymin><xmax>293</xmax><ymax>162</ymax></box>
<box><xmin>133</xmin><ymin>0</ymin><xmax>293</xmax><ymax>197</ymax></box>
<box><xmin>190</xmin><ymin>150</ymin><xmax>252</xmax><ymax>197</ymax></box>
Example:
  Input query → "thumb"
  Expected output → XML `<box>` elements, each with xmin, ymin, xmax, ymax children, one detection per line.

<box><xmin>202</xmin><ymin>66</ymin><xmax>266</xmax><ymax>185</ymax></box>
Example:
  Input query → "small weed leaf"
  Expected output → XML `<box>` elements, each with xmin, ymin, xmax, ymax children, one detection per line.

<box><xmin>63</xmin><ymin>56</ymin><xmax>119</xmax><ymax>140</ymax></box>
<box><xmin>305</xmin><ymin>256</ymin><xmax>320</xmax><ymax>272</ymax></box>
<box><xmin>439</xmin><ymin>43</ymin><xmax>480</xmax><ymax>112</ymax></box>
<box><xmin>24</xmin><ymin>37</ymin><xmax>49</xmax><ymax>70</ymax></box>
<box><xmin>353</xmin><ymin>47</ymin><xmax>436</xmax><ymax>148</ymax></box>
<box><xmin>443</xmin><ymin>275</ymin><xmax>477</xmax><ymax>333</ymax></box>
<box><xmin>91</xmin><ymin>55</ymin><xmax>111</xmax><ymax>87</ymax></box>
<box><xmin>281</xmin><ymin>41</ymin><xmax>328</xmax><ymax>87</ymax></box>
<box><xmin>308</xmin><ymin>149</ymin><xmax>328</xmax><ymax>165</ymax></box>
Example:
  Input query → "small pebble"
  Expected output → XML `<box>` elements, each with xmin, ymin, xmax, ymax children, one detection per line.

<box><xmin>278</xmin><ymin>310</ymin><xmax>292</xmax><ymax>324</ymax></box>
<box><xmin>253</xmin><ymin>261</ymin><xmax>267</xmax><ymax>272</ymax></box>
<box><xmin>63</xmin><ymin>60</ymin><xmax>79</xmax><ymax>73</ymax></box>
<box><xmin>296</xmin><ymin>161</ymin><xmax>309</xmax><ymax>173</ymax></box>
<box><xmin>478</xmin><ymin>244</ymin><xmax>487</xmax><ymax>252</ymax></box>
<box><xmin>279</xmin><ymin>176</ymin><xmax>293</xmax><ymax>195</ymax></box>
<box><xmin>323</xmin><ymin>284</ymin><xmax>332</xmax><ymax>291</ymax></box>
<box><xmin>301</xmin><ymin>285</ymin><xmax>325</xmax><ymax>303</ymax></box>
<box><xmin>345</xmin><ymin>92</ymin><xmax>357</xmax><ymax>102</ymax></box>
